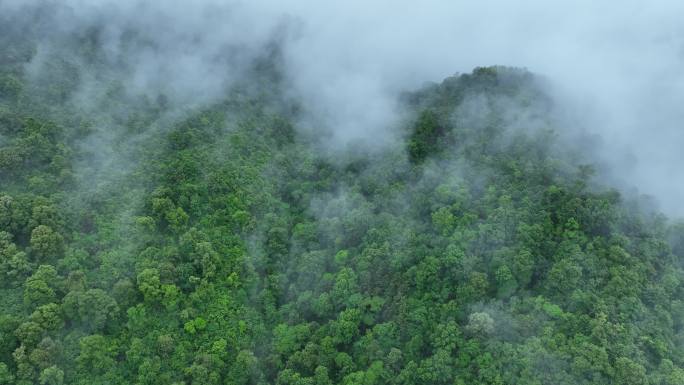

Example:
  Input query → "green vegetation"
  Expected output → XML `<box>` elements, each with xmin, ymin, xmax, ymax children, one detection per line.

<box><xmin>1</xmin><ymin>20</ymin><xmax>684</xmax><ymax>385</ymax></box>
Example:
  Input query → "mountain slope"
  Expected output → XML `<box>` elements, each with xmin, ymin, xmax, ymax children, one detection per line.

<box><xmin>0</xmin><ymin>23</ymin><xmax>683</xmax><ymax>385</ymax></box>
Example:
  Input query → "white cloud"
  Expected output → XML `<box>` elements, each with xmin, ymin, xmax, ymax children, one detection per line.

<box><xmin>4</xmin><ymin>0</ymin><xmax>684</xmax><ymax>215</ymax></box>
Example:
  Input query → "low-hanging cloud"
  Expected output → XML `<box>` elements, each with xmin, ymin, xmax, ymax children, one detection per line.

<box><xmin>3</xmin><ymin>0</ymin><xmax>684</xmax><ymax>215</ymax></box>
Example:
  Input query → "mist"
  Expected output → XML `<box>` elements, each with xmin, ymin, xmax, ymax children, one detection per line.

<box><xmin>279</xmin><ymin>0</ymin><xmax>684</xmax><ymax>216</ymax></box>
<box><xmin>3</xmin><ymin>0</ymin><xmax>684</xmax><ymax>216</ymax></box>
<box><xmin>4</xmin><ymin>2</ymin><xmax>684</xmax><ymax>383</ymax></box>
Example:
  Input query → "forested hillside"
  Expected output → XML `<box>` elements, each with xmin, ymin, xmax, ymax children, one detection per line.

<box><xmin>1</xmin><ymin>9</ymin><xmax>684</xmax><ymax>385</ymax></box>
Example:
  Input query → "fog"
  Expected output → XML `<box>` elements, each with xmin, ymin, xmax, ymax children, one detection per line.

<box><xmin>3</xmin><ymin>0</ymin><xmax>684</xmax><ymax>215</ymax></box>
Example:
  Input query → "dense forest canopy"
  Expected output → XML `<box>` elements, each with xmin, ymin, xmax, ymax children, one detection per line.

<box><xmin>1</xmin><ymin>3</ymin><xmax>684</xmax><ymax>385</ymax></box>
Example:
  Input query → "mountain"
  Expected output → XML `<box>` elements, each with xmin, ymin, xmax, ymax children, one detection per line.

<box><xmin>1</xmin><ymin>18</ymin><xmax>684</xmax><ymax>385</ymax></box>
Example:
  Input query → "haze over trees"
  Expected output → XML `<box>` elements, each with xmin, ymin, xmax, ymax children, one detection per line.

<box><xmin>1</xmin><ymin>3</ymin><xmax>684</xmax><ymax>385</ymax></box>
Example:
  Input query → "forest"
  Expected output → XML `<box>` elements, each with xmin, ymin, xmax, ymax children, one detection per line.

<box><xmin>2</xmin><ymin>4</ymin><xmax>684</xmax><ymax>385</ymax></box>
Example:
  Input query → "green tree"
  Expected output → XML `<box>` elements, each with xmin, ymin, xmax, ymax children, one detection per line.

<box><xmin>39</xmin><ymin>365</ymin><xmax>64</xmax><ymax>385</ymax></box>
<box><xmin>76</xmin><ymin>335</ymin><xmax>115</xmax><ymax>376</ymax></box>
<box><xmin>0</xmin><ymin>363</ymin><xmax>14</xmax><ymax>385</ymax></box>
<box><xmin>30</xmin><ymin>225</ymin><xmax>64</xmax><ymax>261</ymax></box>
<box><xmin>62</xmin><ymin>289</ymin><xmax>119</xmax><ymax>331</ymax></box>
<box><xmin>136</xmin><ymin>268</ymin><xmax>162</xmax><ymax>303</ymax></box>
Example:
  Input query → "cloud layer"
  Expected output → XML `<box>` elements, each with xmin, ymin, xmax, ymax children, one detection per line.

<box><xmin>3</xmin><ymin>0</ymin><xmax>684</xmax><ymax>215</ymax></box>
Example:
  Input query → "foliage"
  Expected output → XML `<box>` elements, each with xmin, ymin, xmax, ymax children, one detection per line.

<box><xmin>0</xmin><ymin>21</ymin><xmax>683</xmax><ymax>385</ymax></box>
